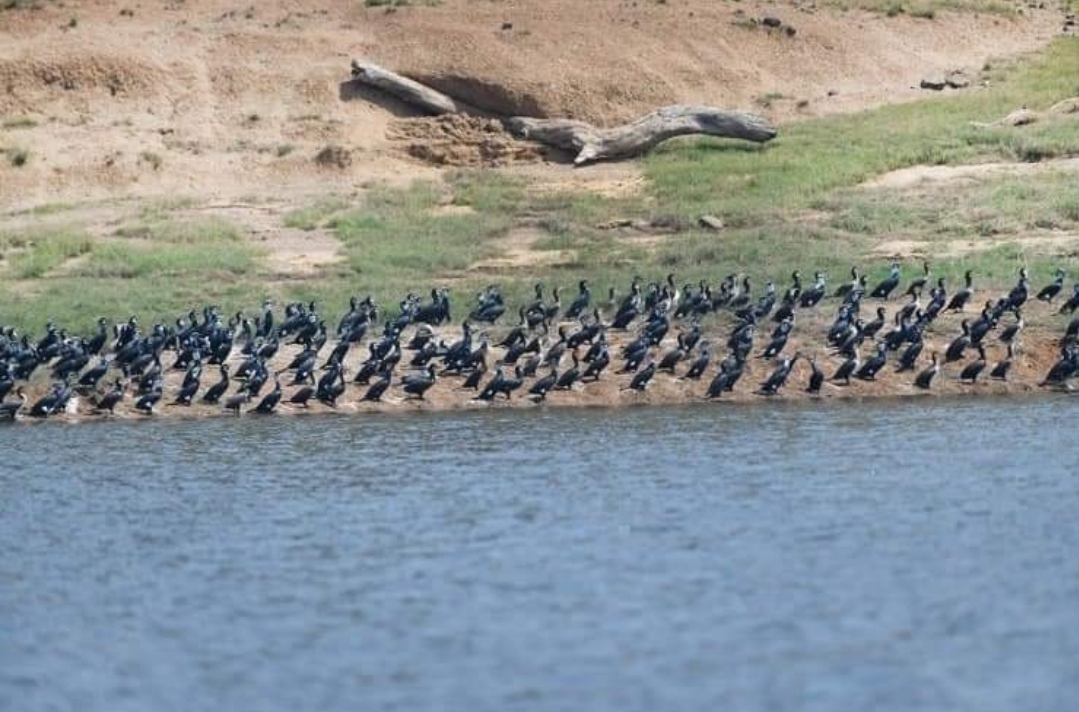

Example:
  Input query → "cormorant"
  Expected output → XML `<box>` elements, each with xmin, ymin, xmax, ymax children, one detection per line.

<box><xmin>855</xmin><ymin>342</ymin><xmax>888</xmax><ymax>380</ymax></box>
<box><xmin>1036</xmin><ymin>268</ymin><xmax>1066</xmax><ymax>303</ymax></box>
<box><xmin>759</xmin><ymin>354</ymin><xmax>797</xmax><ymax>395</ymax></box>
<box><xmin>959</xmin><ymin>345</ymin><xmax>987</xmax><ymax>384</ymax></box>
<box><xmin>361</xmin><ymin>371</ymin><xmax>392</xmax><ymax>402</ymax></box>
<box><xmin>946</xmin><ymin>270</ymin><xmax>973</xmax><ymax>312</ymax></box>
<box><xmin>254</xmin><ymin>375</ymin><xmax>282</xmax><ymax>413</ymax></box>
<box><xmin>914</xmin><ymin>352</ymin><xmax>939</xmax><ymax>390</ymax></box>
<box><xmin>944</xmin><ymin>321</ymin><xmax>971</xmax><ymax>363</ymax></box>
<box><xmin>0</xmin><ymin>387</ymin><xmax>26</xmax><ymax>420</ymax></box>
<box><xmin>870</xmin><ymin>262</ymin><xmax>901</xmax><ymax>299</ymax></box>
<box><xmin>806</xmin><ymin>355</ymin><xmax>824</xmax><ymax>394</ymax></box>
<box><xmin>402</xmin><ymin>365</ymin><xmax>438</xmax><ymax>400</ymax></box>
<box><xmin>990</xmin><ymin>343</ymin><xmax>1014</xmax><ymax>381</ymax></box>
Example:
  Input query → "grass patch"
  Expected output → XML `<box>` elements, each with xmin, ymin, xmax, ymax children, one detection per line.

<box><xmin>77</xmin><ymin>242</ymin><xmax>257</xmax><ymax>279</ymax></box>
<box><xmin>2</xmin><ymin>228</ymin><xmax>93</xmax><ymax>279</ymax></box>
<box><xmin>822</xmin><ymin>0</ymin><xmax>1016</xmax><ymax>15</ymax></box>
<box><xmin>4</xmin><ymin>147</ymin><xmax>30</xmax><ymax>167</ymax></box>
<box><xmin>2</xmin><ymin>116</ymin><xmax>37</xmax><ymax>130</ymax></box>
<box><xmin>329</xmin><ymin>181</ymin><xmax>512</xmax><ymax>290</ymax></box>
<box><xmin>282</xmin><ymin>198</ymin><xmax>351</xmax><ymax>231</ymax></box>
<box><xmin>115</xmin><ymin>216</ymin><xmax>241</xmax><ymax>244</ymax></box>
<box><xmin>138</xmin><ymin>151</ymin><xmax>163</xmax><ymax>171</ymax></box>
<box><xmin>644</xmin><ymin>39</ymin><xmax>1079</xmax><ymax>225</ymax></box>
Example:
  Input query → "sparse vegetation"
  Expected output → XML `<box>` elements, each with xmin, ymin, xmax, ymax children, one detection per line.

<box><xmin>138</xmin><ymin>151</ymin><xmax>163</xmax><ymax>171</ymax></box>
<box><xmin>282</xmin><ymin>198</ymin><xmax>351</xmax><ymax>231</ymax></box>
<box><xmin>2</xmin><ymin>117</ymin><xmax>37</xmax><ymax>130</ymax></box>
<box><xmin>1</xmin><ymin>228</ymin><xmax>93</xmax><ymax>279</ymax></box>
<box><xmin>823</xmin><ymin>0</ymin><xmax>1016</xmax><ymax>16</ymax></box>
<box><xmin>5</xmin><ymin>147</ymin><xmax>30</xmax><ymax>167</ymax></box>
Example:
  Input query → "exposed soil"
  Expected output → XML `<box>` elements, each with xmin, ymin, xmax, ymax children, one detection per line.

<box><xmin>0</xmin><ymin>0</ymin><xmax>1063</xmax><ymax>214</ymax></box>
<box><xmin>862</xmin><ymin>156</ymin><xmax>1079</xmax><ymax>190</ymax></box>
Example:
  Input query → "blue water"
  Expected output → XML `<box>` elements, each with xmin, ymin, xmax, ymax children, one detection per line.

<box><xmin>3</xmin><ymin>397</ymin><xmax>1078</xmax><ymax>711</ymax></box>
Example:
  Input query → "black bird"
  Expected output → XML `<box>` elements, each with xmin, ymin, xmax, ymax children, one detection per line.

<box><xmin>1036</xmin><ymin>269</ymin><xmax>1066</xmax><ymax>303</ymax></box>
<box><xmin>990</xmin><ymin>343</ymin><xmax>1014</xmax><ymax>381</ymax></box>
<box><xmin>759</xmin><ymin>354</ymin><xmax>797</xmax><ymax>395</ymax></box>
<box><xmin>224</xmin><ymin>391</ymin><xmax>249</xmax><ymax>415</ymax></box>
<box><xmin>625</xmin><ymin>361</ymin><xmax>656</xmax><ymax>392</ymax></box>
<box><xmin>905</xmin><ymin>261</ymin><xmax>930</xmax><ymax>297</ymax></box>
<box><xmin>1059</xmin><ymin>284</ymin><xmax>1079</xmax><ymax>315</ymax></box>
<box><xmin>914</xmin><ymin>352</ymin><xmax>939</xmax><ymax>390</ymax></box>
<box><xmin>862</xmin><ymin>307</ymin><xmax>887</xmax><ymax>340</ymax></box>
<box><xmin>288</xmin><ymin>385</ymin><xmax>315</xmax><ymax>408</ymax></box>
<box><xmin>554</xmin><ymin>352</ymin><xmax>581</xmax><ymax>390</ymax></box>
<box><xmin>361</xmin><ymin>372</ymin><xmax>392</xmax><ymax>402</ymax></box>
<box><xmin>134</xmin><ymin>381</ymin><xmax>163</xmax><ymax>415</ymax></box>
<box><xmin>855</xmin><ymin>343</ymin><xmax>887</xmax><ymax>381</ymax></box>
<box><xmin>944</xmin><ymin>321</ymin><xmax>971</xmax><ymax>363</ymax></box>
<box><xmin>564</xmin><ymin>280</ymin><xmax>592</xmax><ymax>320</ymax></box>
<box><xmin>581</xmin><ymin>344</ymin><xmax>610</xmax><ymax>381</ymax></box>
<box><xmin>94</xmin><ymin>379</ymin><xmax>125</xmax><ymax>414</ymax></box>
<box><xmin>402</xmin><ymin>365</ymin><xmax>438</xmax><ymax>400</ymax></box>
<box><xmin>946</xmin><ymin>270</ymin><xmax>974</xmax><ymax>312</ymax></box>
<box><xmin>800</xmin><ymin>272</ymin><xmax>827</xmax><ymax>308</ymax></box>
<box><xmin>202</xmin><ymin>365</ymin><xmax>230</xmax><ymax>404</ymax></box>
<box><xmin>683</xmin><ymin>346</ymin><xmax>711</xmax><ymax>380</ymax></box>
<box><xmin>806</xmin><ymin>355</ymin><xmax>824</xmax><ymax>394</ymax></box>
<box><xmin>1040</xmin><ymin>347</ymin><xmax>1078</xmax><ymax>387</ymax></box>
<box><xmin>832</xmin><ymin>353</ymin><xmax>859</xmax><ymax>385</ymax></box>
<box><xmin>1005</xmin><ymin>267</ymin><xmax>1029</xmax><ymax>309</ymax></box>
<box><xmin>528</xmin><ymin>367</ymin><xmax>559</xmax><ymax>402</ymax></box>
<box><xmin>254</xmin><ymin>375</ymin><xmax>282</xmax><ymax>413</ymax></box>
<box><xmin>999</xmin><ymin>310</ymin><xmax>1024</xmax><ymax>345</ymax></box>
<box><xmin>462</xmin><ymin>361</ymin><xmax>487</xmax><ymax>390</ymax></box>
<box><xmin>705</xmin><ymin>358</ymin><xmax>743</xmax><ymax>398</ymax></box>
<box><xmin>870</xmin><ymin>262</ymin><xmax>901</xmax><ymax>300</ymax></box>
<box><xmin>959</xmin><ymin>345</ymin><xmax>987</xmax><ymax>384</ymax></box>
<box><xmin>0</xmin><ymin>387</ymin><xmax>27</xmax><ymax>420</ymax></box>
<box><xmin>77</xmin><ymin>357</ymin><xmax>110</xmax><ymax>390</ymax></box>
<box><xmin>833</xmin><ymin>266</ymin><xmax>859</xmax><ymax>300</ymax></box>
<box><xmin>895</xmin><ymin>338</ymin><xmax>924</xmax><ymax>373</ymax></box>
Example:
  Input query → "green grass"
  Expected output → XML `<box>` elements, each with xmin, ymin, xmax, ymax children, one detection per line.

<box><xmin>2</xmin><ymin>116</ymin><xmax>37</xmax><ymax>130</ymax></box>
<box><xmin>77</xmin><ymin>242</ymin><xmax>257</xmax><ymax>279</ymax></box>
<box><xmin>2</xmin><ymin>228</ymin><xmax>93</xmax><ymax>279</ymax></box>
<box><xmin>644</xmin><ymin>40</ymin><xmax>1079</xmax><ymax>227</ymax></box>
<box><xmin>822</xmin><ymin>0</ymin><xmax>1017</xmax><ymax>16</ymax></box>
<box><xmin>329</xmin><ymin>181</ymin><xmax>512</xmax><ymax>289</ymax></box>
<box><xmin>282</xmin><ymin>198</ymin><xmax>352</xmax><ymax>230</ymax></box>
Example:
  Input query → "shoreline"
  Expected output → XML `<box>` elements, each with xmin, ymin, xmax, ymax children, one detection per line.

<box><xmin>3</xmin><ymin>310</ymin><xmax>1073</xmax><ymax>426</ymax></box>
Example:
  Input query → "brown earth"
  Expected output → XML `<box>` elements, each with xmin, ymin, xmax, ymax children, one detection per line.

<box><xmin>0</xmin><ymin>0</ymin><xmax>1063</xmax><ymax>215</ymax></box>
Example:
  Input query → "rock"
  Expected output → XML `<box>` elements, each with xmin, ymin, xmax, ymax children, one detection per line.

<box><xmin>761</xmin><ymin>16</ymin><xmax>783</xmax><ymax>27</ymax></box>
<box><xmin>920</xmin><ymin>77</ymin><xmax>947</xmax><ymax>91</ymax></box>
<box><xmin>698</xmin><ymin>214</ymin><xmax>725</xmax><ymax>231</ymax></box>
<box><xmin>945</xmin><ymin>70</ymin><xmax>970</xmax><ymax>89</ymax></box>
<box><xmin>314</xmin><ymin>145</ymin><xmax>352</xmax><ymax>169</ymax></box>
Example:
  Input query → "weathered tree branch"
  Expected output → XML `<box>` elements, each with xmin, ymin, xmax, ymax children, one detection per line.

<box><xmin>506</xmin><ymin>106</ymin><xmax>777</xmax><ymax>165</ymax></box>
<box><xmin>350</xmin><ymin>59</ymin><xmax>466</xmax><ymax>115</ymax></box>
<box><xmin>348</xmin><ymin>60</ymin><xmax>779</xmax><ymax>164</ymax></box>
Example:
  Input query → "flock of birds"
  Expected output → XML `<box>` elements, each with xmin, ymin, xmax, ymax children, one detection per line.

<box><xmin>2</xmin><ymin>261</ymin><xmax>1078</xmax><ymax>422</ymax></box>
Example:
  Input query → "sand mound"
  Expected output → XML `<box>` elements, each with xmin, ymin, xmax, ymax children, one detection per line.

<box><xmin>388</xmin><ymin>115</ymin><xmax>549</xmax><ymax>167</ymax></box>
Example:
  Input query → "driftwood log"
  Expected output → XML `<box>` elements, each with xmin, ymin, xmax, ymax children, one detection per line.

<box><xmin>350</xmin><ymin>59</ymin><xmax>466</xmax><ymax>115</ymax></box>
<box><xmin>506</xmin><ymin>107</ymin><xmax>776</xmax><ymax>165</ymax></box>
<box><xmin>349</xmin><ymin>59</ymin><xmax>778</xmax><ymax>164</ymax></box>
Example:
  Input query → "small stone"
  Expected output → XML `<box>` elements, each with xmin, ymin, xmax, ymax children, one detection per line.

<box><xmin>698</xmin><ymin>215</ymin><xmax>725</xmax><ymax>231</ymax></box>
